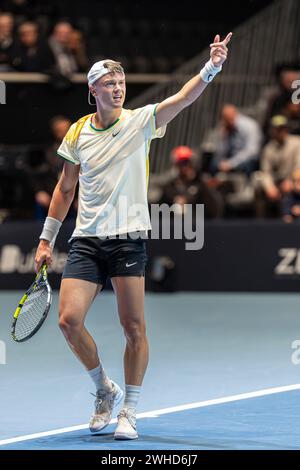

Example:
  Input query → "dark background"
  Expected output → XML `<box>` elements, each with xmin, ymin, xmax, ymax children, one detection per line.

<box><xmin>0</xmin><ymin>0</ymin><xmax>274</xmax><ymax>145</ymax></box>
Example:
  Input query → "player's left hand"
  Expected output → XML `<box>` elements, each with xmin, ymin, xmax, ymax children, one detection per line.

<box><xmin>210</xmin><ymin>32</ymin><xmax>232</xmax><ymax>67</ymax></box>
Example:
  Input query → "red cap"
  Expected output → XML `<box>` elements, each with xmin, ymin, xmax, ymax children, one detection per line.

<box><xmin>171</xmin><ymin>146</ymin><xmax>194</xmax><ymax>163</ymax></box>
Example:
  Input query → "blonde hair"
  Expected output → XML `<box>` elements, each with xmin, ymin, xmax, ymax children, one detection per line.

<box><xmin>102</xmin><ymin>60</ymin><xmax>124</xmax><ymax>74</ymax></box>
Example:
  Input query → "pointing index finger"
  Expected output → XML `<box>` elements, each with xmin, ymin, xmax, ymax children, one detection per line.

<box><xmin>223</xmin><ymin>32</ymin><xmax>233</xmax><ymax>45</ymax></box>
<box><xmin>210</xmin><ymin>32</ymin><xmax>233</xmax><ymax>48</ymax></box>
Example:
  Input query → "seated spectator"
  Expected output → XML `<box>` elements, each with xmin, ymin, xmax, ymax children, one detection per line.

<box><xmin>46</xmin><ymin>115</ymin><xmax>72</xmax><ymax>174</ymax></box>
<box><xmin>0</xmin><ymin>12</ymin><xmax>14</xmax><ymax>71</ymax></box>
<box><xmin>30</xmin><ymin>115</ymin><xmax>77</xmax><ymax>220</ymax></box>
<box><xmin>282</xmin><ymin>102</ymin><xmax>300</xmax><ymax>136</ymax></box>
<box><xmin>69</xmin><ymin>29</ymin><xmax>89</xmax><ymax>72</ymax></box>
<box><xmin>282</xmin><ymin>169</ymin><xmax>300</xmax><ymax>223</ymax></box>
<box><xmin>10</xmin><ymin>21</ymin><xmax>55</xmax><ymax>72</ymax></box>
<box><xmin>210</xmin><ymin>104</ymin><xmax>262</xmax><ymax>176</ymax></box>
<box><xmin>48</xmin><ymin>21</ymin><xmax>79</xmax><ymax>76</ymax></box>
<box><xmin>160</xmin><ymin>145</ymin><xmax>223</xmax><ymax>218</ymax></box>
<box><xmin>255</xmin><ymin>115</ymin><xmax>300</xmax><ymax>217</ymax></box>
<box><xmin>263</xmin><ymin>65</ymin><xmax>300</xmax><ymax>137</ymax></box>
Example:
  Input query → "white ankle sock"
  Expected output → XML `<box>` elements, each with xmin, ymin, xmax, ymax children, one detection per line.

<box><xmin>123</xmin><ymin>384</ymin><xmax>141</xmax><ymax>410</ymax></box>
<box><xmin>88</xmin><ymin>363</ymin><xmax>111</xmax><ymax>392</ymax></box>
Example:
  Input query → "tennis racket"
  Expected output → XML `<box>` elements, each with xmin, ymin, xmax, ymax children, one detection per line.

<box><xmin>11</xmin><ymin>263</ymin><xmax>52</xmax><ymax>342</ymax></box>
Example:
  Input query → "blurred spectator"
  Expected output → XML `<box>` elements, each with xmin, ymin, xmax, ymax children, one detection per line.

<box><xmin>28</xmin><ymin>115</ymin><xmax>77</xmax><ymax>220</ymax></box>
<box><xmin>10</xmin><ymin>21</ymin><xmax>55</xmax><ymax>72</ymax></box>
<box><xmin>45</xmin><ymin>115</ymin><xmax>71</xmax><ymax>174</ymax></box>
<box><xmin>255</xmin><ymin>115</ymin><xmax>300</xmax><ymax>217</ymax></box>
<box><xmin>48</xmin><ymin>21</ymin><xmax>79</xmax><ymax>76</ymax></box>
<box><xmin>0</xmin><ymin>12</ymin><xmax>14</xmax><ymax>71</ymax></box>
<box><xmin>263</xmin><ymin>66</ymin><xmax>300</xmax><ymax>137</ymax></box>
<box><xmin>210</xmin><ymin>104</ymin><xmax>262</xmax><ymax>176</ymax></box>
<box><xmin>282</xmin><ymin>102</ymin><xmax>300</xmax><ymax>136</ymax></box>
<box><xmin>161</xmin><ymin>145</ymin><xmax>223</xmax><ymax>218</ymax></box>
<box><xmin>282</xmin><ymin>169</ymin><xmax>300</xmax><ymax>223</ymax></box>
<box><xmin>69</xmin><ymin>29</ymin><xmax>89</xmax><ymax>71</ymax></box>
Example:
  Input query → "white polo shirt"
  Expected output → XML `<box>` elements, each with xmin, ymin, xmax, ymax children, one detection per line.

<box><xmin>57</xmin><ymin>104</ymin><xmax>166</xmax><ymax>238</ymax></box>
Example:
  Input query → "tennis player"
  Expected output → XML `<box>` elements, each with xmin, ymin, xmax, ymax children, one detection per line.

<box><xmin>34</xmin><ymin>32</ymin><xmax>232</xmax><ymax>440</ymax></box>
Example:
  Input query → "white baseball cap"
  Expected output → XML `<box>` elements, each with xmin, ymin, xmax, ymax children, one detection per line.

<box><xmin>87</xmin><ymin>59</ymin><xmax>117</xmax><ymax>86</ymax></box>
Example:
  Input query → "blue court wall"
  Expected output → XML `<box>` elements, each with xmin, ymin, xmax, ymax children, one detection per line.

<box><xmin>0</xmin><ymin>220</ymin><xmax>300</xmax><ymax>292</ymax></box>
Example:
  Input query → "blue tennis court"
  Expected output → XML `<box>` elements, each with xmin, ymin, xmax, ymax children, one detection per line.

<box><xmin>1</xmin><ymin>292</ymin><xmax>300</xmax><ymax>450</ymax></box>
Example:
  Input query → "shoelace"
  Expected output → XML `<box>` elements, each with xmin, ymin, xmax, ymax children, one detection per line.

<box><xmin>91</xmin><ymin>389</ymin><xmax>115</xmax><ymax>413</ymax></box>
<box><xmin>117</xmin><ymin>409</ymin><xmax>136</xmax><ymax>429</ymax></box>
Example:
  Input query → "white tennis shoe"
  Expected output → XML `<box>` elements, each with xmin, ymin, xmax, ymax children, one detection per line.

<box><xmin>89</xmin><ymin>380</ymin><xmax>123</xmax><ymax>433</ymax></box>
<box><xmin>114</xmin><ymin>407</ymin><xmax>138</xmax><ymax>440</ymax></box>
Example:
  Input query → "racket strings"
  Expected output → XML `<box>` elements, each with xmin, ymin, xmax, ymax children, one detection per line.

<box><xmin>14</xmin><ymin>285</ymin><xmax>49</xmax><ymax>341</ymax></box>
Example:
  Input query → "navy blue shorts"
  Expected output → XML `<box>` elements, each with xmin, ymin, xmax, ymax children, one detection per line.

<box><xmin>62</xmin><ymin>236</ymin><xmax>147</xmax><ymax>286</ymax></box>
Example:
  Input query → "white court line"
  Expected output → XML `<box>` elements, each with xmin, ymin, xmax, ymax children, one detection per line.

<box><xmin>1</xmin><ymin>383</ymin><xmax>300</xmax><ymax>447</ymax></box>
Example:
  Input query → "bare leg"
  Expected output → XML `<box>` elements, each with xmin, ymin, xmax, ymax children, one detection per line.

<box><xmin>111</xmin><ymin>276</ymin><xmax>148</xmax><ymax>386</ymax></box>
<box><xmin>59</xmin><ymin>278</ymin><xmax>102</xmax><ymax>370</ymax></box>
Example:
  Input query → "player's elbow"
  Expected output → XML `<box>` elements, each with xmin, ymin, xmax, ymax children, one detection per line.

<box><xmin>57</xmin><ymin>180</ymin><xmax>76</xmax><ymax>198</ymax></box>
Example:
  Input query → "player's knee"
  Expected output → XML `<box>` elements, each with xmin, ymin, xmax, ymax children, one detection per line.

<box><xmin>59</xmin><ymin>309</ymin><xmax>83</xmax><ymax>336</ymax></box>
<box><xmin>122</xmin><ymin>318</ymin><xmax>146</xmax><ymax>345</ymax></box>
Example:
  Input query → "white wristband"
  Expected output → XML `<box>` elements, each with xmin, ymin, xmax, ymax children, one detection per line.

<box><xmin>39</xmin><ymin>217</ymin><xmax>62</xmax><ymax>248</ymax></box>
<box><xmin>199</xmin><ymin>58</ymin><xmax>222</xmax><ymax>83</ymax></box>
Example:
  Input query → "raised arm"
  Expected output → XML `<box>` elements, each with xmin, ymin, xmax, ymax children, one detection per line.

<box><xmin>34</xmin><ymin>161</ymin><xmax>80</xmax><ymax>272</ymax></box>
<box><xmin>155</xmin><ymin>33</ymin><xmax>232</xmax><ymax>129</ymax></box>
